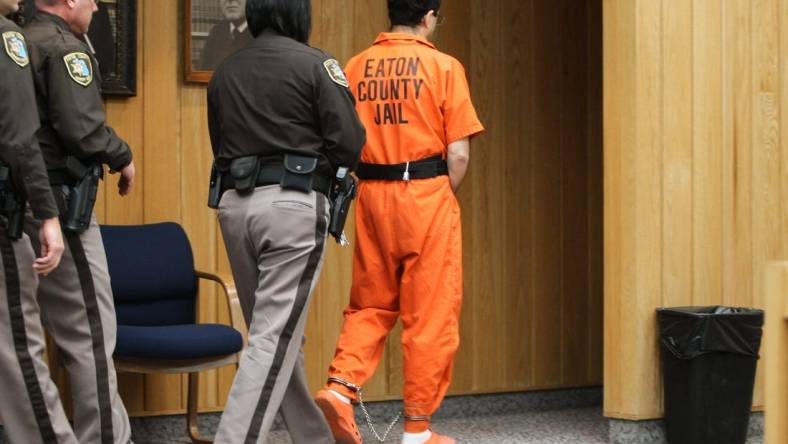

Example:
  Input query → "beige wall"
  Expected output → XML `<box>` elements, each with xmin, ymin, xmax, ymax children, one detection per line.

<box><xmin>604</xmin><ymin>0</ymin><xmax>787</xmax><ymax>420</ymax></box>
<box><xmin>53</xmin><ymin>0</ymin><xmax>603</xmax><ymax>416</ymax></box>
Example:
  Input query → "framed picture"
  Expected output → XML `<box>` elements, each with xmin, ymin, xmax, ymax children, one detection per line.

<box><xmin>19</xmin><ymin>0</ymin><xmax>137</xmax><ymax>96</ymax></box>
<box><xmin>185</xmin><ymin>0</ymin><xmax>253</xmax><ymax>83</ymax></box>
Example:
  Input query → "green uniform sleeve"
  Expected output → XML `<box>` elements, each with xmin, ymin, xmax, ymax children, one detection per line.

<box><xmin>48</xmin><ymin>48</ymin><xmax>132</xmax><ymax>171</ymax></box>
<box><xmin>314</xmin><ymin>57</ymin><xmax>366</xmax><ymax>171</ymax></box>
<box><xmin>0</xmin><ymin>29</ymin><xmax>58</xmax><ymax>220</ymax></box>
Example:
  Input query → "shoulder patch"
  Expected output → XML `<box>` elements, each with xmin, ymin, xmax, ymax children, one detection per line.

<box><xmin>323</xmin><ymin>59</ymin><xmax>349</xmax><ymax>87</ymax></box>
<box><xmin>2</xmin><ymin>31</ymin><xmax>29</xmax><ymax>68</ymax></box>
<box><xmin>63</xmin><ymin>52</ymin><xmax>93</xmax><ymax>87</ymax></box>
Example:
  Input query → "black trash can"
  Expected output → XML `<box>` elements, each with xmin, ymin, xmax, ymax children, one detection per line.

<box><xmin>656</xmin><ymin>306</ymin><xmax>764</xmax><ymax>444</ymax></box>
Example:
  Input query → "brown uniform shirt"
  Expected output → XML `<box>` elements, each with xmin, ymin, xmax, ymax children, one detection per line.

<box><xmin>207</xmin><ymin>30</ymin><xmax>366</xmax><ymax>178</ymax></box>
<box><xmin>0</xmin><ymin>16</ymin><xmax>57</xmax><ymax>220</ymax></box>
<box><xmin>23</xmin><ymin>12</ymin><xmax>132</xmax><ymax>173</ymax></box>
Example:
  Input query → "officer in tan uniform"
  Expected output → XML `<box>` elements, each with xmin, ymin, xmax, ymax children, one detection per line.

<box><xmin>22</xmin><ymin>1</ymin><xmax>136</xmax><ymax>443</ymax></box>
<box><xmin>207</xmin><ymin>0</ymin><xmax>365</xmax><ymax>442</ymax></box>
<box><xmin>0</xmin><ymin>1</ymin><xmax>75</xmax><ymax>443</ymax></box>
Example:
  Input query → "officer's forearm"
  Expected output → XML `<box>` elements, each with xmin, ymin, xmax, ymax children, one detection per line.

<box><xmin>447</xmin><ymin>138</ymin><xmax>470</xmax><ymax>192</ymax></box>
<box><xmin>327</xmin><ymin>140</ymin><xmax>364</xmax><ymax>172</ymax></box>
<box><xmin>64</xmin><ymin>129</ymin><xmax>131</xmax><ymax>172</ymax></box>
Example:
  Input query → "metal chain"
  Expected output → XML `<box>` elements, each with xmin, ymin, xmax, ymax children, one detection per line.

<box><xmin>357</xmin><ymin>388</ymin><xmax>401</xmax><ymax>443</ymax></box>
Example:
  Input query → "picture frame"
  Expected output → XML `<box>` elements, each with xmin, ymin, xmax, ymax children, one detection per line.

<box><xmin>184</xmin><ymin>0</ymin><xmax>252</xmax><ymax>84</ymax></box>
<box><xmin>19</xmin><ymin>0</ymin><xmax>138</xmax><ymax>97</ymax></box>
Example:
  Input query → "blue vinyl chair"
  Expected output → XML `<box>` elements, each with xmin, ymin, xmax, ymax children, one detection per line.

<box><xmin>100</xmin><ymin>222</ymin><xmax>247</xmax><ymax>443</ymax></box>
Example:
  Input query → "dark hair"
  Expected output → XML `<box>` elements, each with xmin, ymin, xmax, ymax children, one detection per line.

<box><xmin>246</xmin><ymin>0</ymin><xmax>312</xmax><ymax>43</ymax></box>
<box><xmin>388</xmin><ymin>0</ymin><xmax>441</xmax><ymax>28</ymax></box>
<box><xmin>9</xmin><ymin>0</ymin><xmax>27</xmax><ymax>26</ymax></box>
<box><xmin>9</xmin><ymin>11</ymin><xmax>24</xmax><ymax>26</ymax></box>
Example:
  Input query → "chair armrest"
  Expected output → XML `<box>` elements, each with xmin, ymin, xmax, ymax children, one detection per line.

<box><xmin>195</xmin><ymin>270</ymin><xmax>248</xmax><ymax>346</ymax></box>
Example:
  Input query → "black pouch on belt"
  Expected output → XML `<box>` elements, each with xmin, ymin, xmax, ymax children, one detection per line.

<box><xmin>230</xmin><ymin>155</ymin><xmax>261</xmax><ymax>195</ymax></box>
<box><xmin>281</xmin><ymin>154</ymin><xmax>317</xmax><ymax>193</ymax></box>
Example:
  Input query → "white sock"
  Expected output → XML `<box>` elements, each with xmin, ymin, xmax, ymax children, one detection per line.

<box><xmin>401</xmin><ymin>430</ymin><xmax>432</xmax><ymax>444</ymax></box>
<box><xmin>329</xmin><ymin>389</ymin><xmax>351</xmax><ymax>405</ymax></box>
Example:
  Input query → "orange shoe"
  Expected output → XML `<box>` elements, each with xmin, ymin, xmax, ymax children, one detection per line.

<box><xmin>315</xmin><ymin>389</ymin><xmax>362</xmax><ymax>444</ymax></box>
<box><xmin>424</xmin><ymin>431</ymin><xmax>456</xmax><ymax>444</ymax></box>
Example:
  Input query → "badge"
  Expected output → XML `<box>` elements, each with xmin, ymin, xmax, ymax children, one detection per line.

<box><xmin>63</xmin><ymin>52</ymin><xmax>93</xmax><ymax>86</ymax></box>
<box><xmin>323</xmin><ymin>59</ymin><xmax>349</xmax><ymax>87</ymax></box>
<box><xmin>2</xmin><ymin>31</ymin><xmax>29</xmax><ymax>67</ymax></box>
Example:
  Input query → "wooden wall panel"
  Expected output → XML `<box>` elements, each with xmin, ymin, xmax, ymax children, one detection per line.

<box><xmin>103</xmin><ymin>0</ymin><xmax>147</xmax><ymax>414</ymax></box>
<box><xmin>765</xmin><ymin>262</ymin><xmax>788</xmax><ymax>444</ymax></box>
<box><xmin>692</xmin><ymin>0</ymin><xmax>722</xmax><ymax>308</ymax></box>
<box><xmin>586</xmin><ymin>0</ymin><xmax>604</xmax><ymax>386</ymax></box>
<box><xmin>662</xmin><ymin>0</ymin><xmax>692</xmax><ymax>311</ymax></box>
<box><xmin>140</xmin><ymin>0</ymin><xmax>184</xmax><ymax>415</ymax></box>
<box><xmin>86</xmin><ymin>0</ymin><xmax>603</xmax><ymax>416</ymax></box>
<box><xmin>603</xmin><ymin>0</ymin><xmax>636</xmax><ymax>416</ymax></box>
<box><xmin>180</xmin><ymin>83</ymin><xmax>221</xmax><ymax>410</ymax></box>
<box><xmin>560</xmin><ymin>0</ymin><xmax>585</xmax><ymax>387</ymax></box>
<box><xmin>501</xmin><ymin>0</ymin><xmax>531</xmax><ymax>390</ymax></box>
<box><xmin>632</xmin><ymin>0</ymin><xmax>663</xmax><ymax>417</ymax></box>
<box><xmin>750</xmin><ymin>0</ymin><xmax>781</xmax><ymax>410</ymax></box>
<box><xmin>467</xmin><ymin>0</ymin><xmax>504</xmax><ymax>392</ymax></box>
<box><xmin>723</xmin><ymin>0</ymin><xmax>754</xmax><ymax>310</ymax></box>
<box><xmin>530</xmin><ymin>0</ymin><xmax>563</xmax><ymax>389</ymax></box>
<box><xmin>782</xmin><ymin>0</ymin><xmax>788</xmax><ymax>268</ymax></box>
<box><xmin>604</xmin><ymin>0</ymin><xmax>787</xmax><ymax>420</ymax></box>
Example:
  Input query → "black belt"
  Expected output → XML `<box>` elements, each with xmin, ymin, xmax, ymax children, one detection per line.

<box><xmin>356</xmin><ymin>155</ymin><xmax>448</xmax><ymax>181</ymax></box>
<box><xmin>48</xmin><ymin>171</ymin><xmax>73</xmax><ymax>186</ymax></box>
<box><xmin>48</xmin><ymin>168</ymin><xmax>104</xmax><ymax>186</ymax></box>
<box><xmin>222</xmin><ymin>165</ymin><xmax>332</xmax><ymax>195</ymax></box>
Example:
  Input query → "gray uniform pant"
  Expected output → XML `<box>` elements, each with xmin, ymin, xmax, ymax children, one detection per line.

<box><xmin>215</xmin><ymin>186</ymin><xmax>334</xmax><ymax>444</ymax></box>
<box><xmin>24</xmin><ymin>214</ymin><xmax>131</xmax><ymax>444</ymax></box>
<box><xmin>0</xmin><ymin>232</ymin><xmax>77</xmax><ymax>444</ymax></box>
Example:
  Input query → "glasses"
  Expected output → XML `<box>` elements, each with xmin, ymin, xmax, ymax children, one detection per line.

<box><xmin>433</xmin><ymin>11</ymin><xmax>445</xmax><ymax>26</ymax></box>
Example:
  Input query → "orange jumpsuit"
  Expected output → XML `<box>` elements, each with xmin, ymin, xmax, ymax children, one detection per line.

<box><xmin>326</xmin><ymin>33</ymin><xmax>484</xmax><ymax>429</ymax></box>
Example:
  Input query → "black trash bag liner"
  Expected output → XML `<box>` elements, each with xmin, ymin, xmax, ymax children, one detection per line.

<box><xmin>656</xmin><ymin>306</ymin><xmax>764</xmax><ymax>360</ymax></box>
<box><xmin>656</xmin><ymin>306</ymin><xmax>764</xmax><ymax>444</ymax></box>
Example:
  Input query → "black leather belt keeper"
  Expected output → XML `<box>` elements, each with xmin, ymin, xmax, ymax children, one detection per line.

<box><xmin>356</xmin><ymin>155</ymin><xmax>448</xmax><ymax>181</ymax></box>
<box><xmin>223</xmin><ymin>164</ymin><xmax>331</xmax><ymax>196</ymax></box>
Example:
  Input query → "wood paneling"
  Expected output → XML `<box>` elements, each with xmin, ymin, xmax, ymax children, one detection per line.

<box><xmin>86</xmin><ymin>0</ymin><xmax>603</xmax><ymax>416</ymax></box>
<box><xmin>604</xmin><ymin>0</ymin><xmax>787</xmax><ymax>420</ymax></box>
<box><xmin>765</xmin><ymin>262</ymin><xmax>788</xmax><ymax>444</ymax></box>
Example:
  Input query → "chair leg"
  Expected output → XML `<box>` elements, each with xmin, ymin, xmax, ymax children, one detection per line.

<box><xmin>187</xmin><ymin>372</ymin><xmax>213</xmax><ymax>444</ymax></box>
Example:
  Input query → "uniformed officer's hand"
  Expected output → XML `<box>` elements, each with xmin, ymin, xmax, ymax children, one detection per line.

<box><xmin>117</xmin><ymin>160</ymin><xmax>136</xmax><ymax>196</ymax></box>
<box><xmin>34</xmin><ymin>217</ymin><xmax>64</xmax><ymax>276</ymax></box>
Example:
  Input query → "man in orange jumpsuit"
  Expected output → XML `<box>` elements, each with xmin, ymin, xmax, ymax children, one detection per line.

<box><xmin>315</xmin><ymin>1</ymin><xmax>484</xmax><ymax>443</ymax></box>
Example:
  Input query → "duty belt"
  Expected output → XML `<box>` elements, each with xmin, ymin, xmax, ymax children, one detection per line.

<box><xmin>48</xmin><ymin>158</ymin><xmax>105</xmax><ymax>186</ymax></box>
<box><xmin>356</xmin><ymin>155</ymin><xmax>448</xmax><ymax>181</ymax></box>
<box><xmin>222</xmin><ymin>165</ymin><xmax>332</xmax><ymax>196</ymax></box>
<box><xmin>47</xmin><ymin>170</ymin><xmax>78</xmax><ymax>186</ymax></box>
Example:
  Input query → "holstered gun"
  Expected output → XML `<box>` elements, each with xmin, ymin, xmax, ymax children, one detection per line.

<box><xmin>208</xmin><ymin>161</ymin><xmax>223</xmax><ymax>209</ymax></box>
<box><xmin>328</xmin><ymin>167</ymin><xmax>357</xmax><ymax>246</ymax></box>
<box><xmin>61</xmin><ymin>157</ymin><xmax>102</xmax><ymax>234</ymax></box>
<box><xmin>0</xmin><ymin>165</ymin><xmax>25</xmax><ymax>240</ymax></box>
